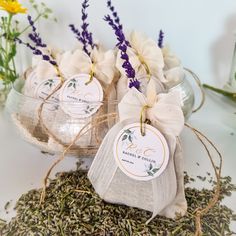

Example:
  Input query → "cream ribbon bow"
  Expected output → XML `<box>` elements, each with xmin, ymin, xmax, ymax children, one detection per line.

<box><xmin>162</xmin><ymin>45</ymin><xmax>181</xmax><ymax>71</ymax></box>
<box><xmin>32</xmin><ymin>47</ymin><xmax>116</xmax><ymax>85</ymax></box>
<box><xmin>116</xmin><ymin>31</ymin><xmax>166</xmax><ymax>82</ymax></box>
<box><xmin>118</xmin><ymin>79</ymin><xmax>184</xmax><ymax>136</ymax></box>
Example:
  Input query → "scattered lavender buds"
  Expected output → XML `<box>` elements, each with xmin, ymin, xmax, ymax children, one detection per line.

<box><xmin>105</xmin><ymin>0</ymin><xmax>140</xmax><ymax>90</ymax></box>
<box><xmin>1</xmin><ymin>169</ymin><xmax>235</xmax><ymax>235</ymax></box>
<box><xmin>69</xmin><ymin>0</ymin><xmax>94</xmax><ymax>55</ymax></box>
<box><xmin>16</xmin><ymin>15</ymin><xmax>57</xmax><ymax>67</ymax></box>
<box><xmin>158</xmin><ymin>30</ymin><xmax>164</xmax><ymax>48</ymax></box>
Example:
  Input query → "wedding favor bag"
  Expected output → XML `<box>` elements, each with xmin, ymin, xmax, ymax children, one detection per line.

<box><xmin>15</xmin><ymin>46</ymin><xmax>117</xmax><ymax>152</ymax></box>
<box><xmin>88</xmin><ymin>80</ymin><xmax>187</xmax><ymax>220</ymax></box>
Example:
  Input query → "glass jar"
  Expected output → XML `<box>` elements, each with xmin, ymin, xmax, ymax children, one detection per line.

<box><xmin>168</xmin><ymin>68</ymin><xmax>204</xmax><ymax>120</ymax></box>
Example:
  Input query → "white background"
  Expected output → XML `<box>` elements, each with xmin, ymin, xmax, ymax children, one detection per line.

<box><xmin>16</xmin><ymin>0</ymin><xmax>236</xmax><ymax>86</ymax></box>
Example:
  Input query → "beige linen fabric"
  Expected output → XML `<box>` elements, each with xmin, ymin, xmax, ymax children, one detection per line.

<box><xmin>88</xmin><ymin>81</ymin><xmax>187</xmax><ymax>221</ymax></box>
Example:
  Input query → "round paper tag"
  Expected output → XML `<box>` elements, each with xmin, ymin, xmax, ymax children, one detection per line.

<box><xmin>59</xmin><ymin>74</ymin><xmax>104</xmax><ymax>118</ymax></box>
<box><xmin>34</xmin><ymin>77</ymin><xmax>61</xmax><ymax>101</ymax></box>
<box><xmin>34</xmin><ymin>77</ymin><xmax>61</xmax><ymax>111</ymax></box>
<box><xmin>113</xmin><ymin>123</ymin><xmax>169</xmax><ymax>181</ymax></box>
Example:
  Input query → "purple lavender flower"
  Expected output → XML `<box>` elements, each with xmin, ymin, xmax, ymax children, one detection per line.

<box><xmin>104</xmin><ymin>0</ymin><xmax>140</xmax><ymax>90</ymax></box>
<box><xmin>27</xmin><ymin>15</ymin><xmax>46</xmax><ymax>48</ymax></box>
<box><xmin>16</xmin><ymin>17</ymin><xmax>57</xmax><ymax>67</ymax></box>
<box><xmin>129</xmin><ymin>78</ymin><xmax>140</xmax><ymax>89</ymax></box>
<box><xmin>107</xmin><ymin>0</ymin><xmax>121</xmax><ymax>28</ymax></box>
<box><xmin>158</xmin><ymin>30</ymin><xmax>164</xmax><ymax>48</ymax></box>
<box><xmin>69</xmin><ymin>24</ymin><xmax>84</xmax><ymax>44</ymax></box>
<box><xmin>69</xmin><ymin>0</ymin><xmax>94</xmax><ymax>55</ymax></box>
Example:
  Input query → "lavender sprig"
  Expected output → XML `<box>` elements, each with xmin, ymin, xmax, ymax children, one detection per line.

<box><xmin>16</xmin><ymin>15</ymin><xmax>57</xmax><ymax>67</ymax></box>
<box><xmin>158</xmin><ymin>30</ymin><xmax>164</xmax><ymax>48</ymax></box>
<box><xmin>69</xmin><ymin>24</ymin><xmax>84</xmax><ymax>44</ymax></box>
<box><xmin>69</xmin><ymin>0</ymin><xmax>94</xmax><ymax>55</ymax></box>
<box><xmin>16</xmin><ymin>38</ymin><xmax>57</xmax><ymax>66</ymax></box>
<box><xmin>27</xmin><ymin>15</ymin><xmax>46</xmax><ymax>48</ymax></box>
<box><xmin>107</xmin><ymin>0</ymin><xmax>121</xmax><ymax>28</ymax></box>
<box><xmin>104</xmin><ymin>1</ymin><xmax>139</xmax><ymax>90</ymax></box>
<box><xmin>106</xmin><ymin>0</ymin><xmax>130</xmax><ymax>47</ymax></box>
<box><xmin>81</xmin><ymin>0</ymin><xmax>94</xmax><ymax>49</ymax></box>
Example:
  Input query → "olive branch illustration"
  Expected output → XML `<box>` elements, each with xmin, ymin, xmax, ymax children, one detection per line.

<box><xmin>44</xmin><ymin>79</ymin><xmax>55</xmax><ymax>88</ymax></box>
<box><xmin>122</xmin><ymin>129</ymin><xmax>135</xmax><ymax>143</ymax></box>
<box><xmin>67</xmin><ymin>78</ymin><xmax>77</xmax><ymax>89</ymax></box>
<box><xmin>145</xmin><ymin>163</ymin><xmax>160</xmax><ymax>176</ymax></box>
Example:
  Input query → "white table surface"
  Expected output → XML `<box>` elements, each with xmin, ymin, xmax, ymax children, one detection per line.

<box><xmin>0</xmin><ymin>92</ymin><xmax>235</xmax><ymax>231</ymax></box>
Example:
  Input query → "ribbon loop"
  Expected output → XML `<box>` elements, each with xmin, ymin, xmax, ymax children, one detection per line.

<box><xmin>119</xmin><ymin>85</ymin><xmax>184</xmax><ymax>137</ymax></box>
<box><xmin>85</xmin><ymin>63</ymin><xmax>95</xmax><ymax>85</ymax></box>
<box><xmin>140</xmin><ymin>105</ymin><xmax>150</xmax><ymax>136</ymax></box>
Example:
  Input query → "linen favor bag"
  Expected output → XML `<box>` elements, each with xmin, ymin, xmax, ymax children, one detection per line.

<box><xmin>88</xmin><ymin>80</ymin><xmax>187</xmax><ymax>220</ymax></box>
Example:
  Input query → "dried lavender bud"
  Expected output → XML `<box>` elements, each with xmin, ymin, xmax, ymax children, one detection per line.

<box><xmin>158</xmin><ymin>30</ymin><xmax>164</xmax><ymax>48</ymax></box>
<box><xmin>1</xmin><ymin>170</ymin><xmax>235</xmax><ymax>235</ymax></box>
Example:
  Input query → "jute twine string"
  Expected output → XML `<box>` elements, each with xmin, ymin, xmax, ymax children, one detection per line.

<box><xmin>39</xmin><ymin>112</ymin><xmax>117</xmax><ymax>204</ymax></box>
<box><xmin>139</xmin><ymin>106</ymin><xmax>222</xmax><ymax>235</ymax></box>
<box><xmin>39</xmin><ymin>117</ymin><xmax>223</xmax><ymax>235</ymax></box>
<box><xmin>37</xmin><ymin>81</ymin><xmax>65</xmax><ymax>147</ymax></box>
<box><xmin>36</xmin><ymin>59</ymin><xmax>66</xmax><ymax>147</ymax></box>
<box><xmin>33</xmin><ymin>60</ymin><xmax>118</xmax><ymax>203</ymax></box>
<box><xmin>140</xmin><ymin>105</ymin><xmax>150</xmax><ymax>136</ymax></box>
<box><xmin>185</xmin><ymin>123</ymin><xmax>222</xmax><ymax>236</ymax></box>
<box><xmin>36</xmin><ymin>61</ymin><xmax>115</xmax><ymax>149</ymax></box>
